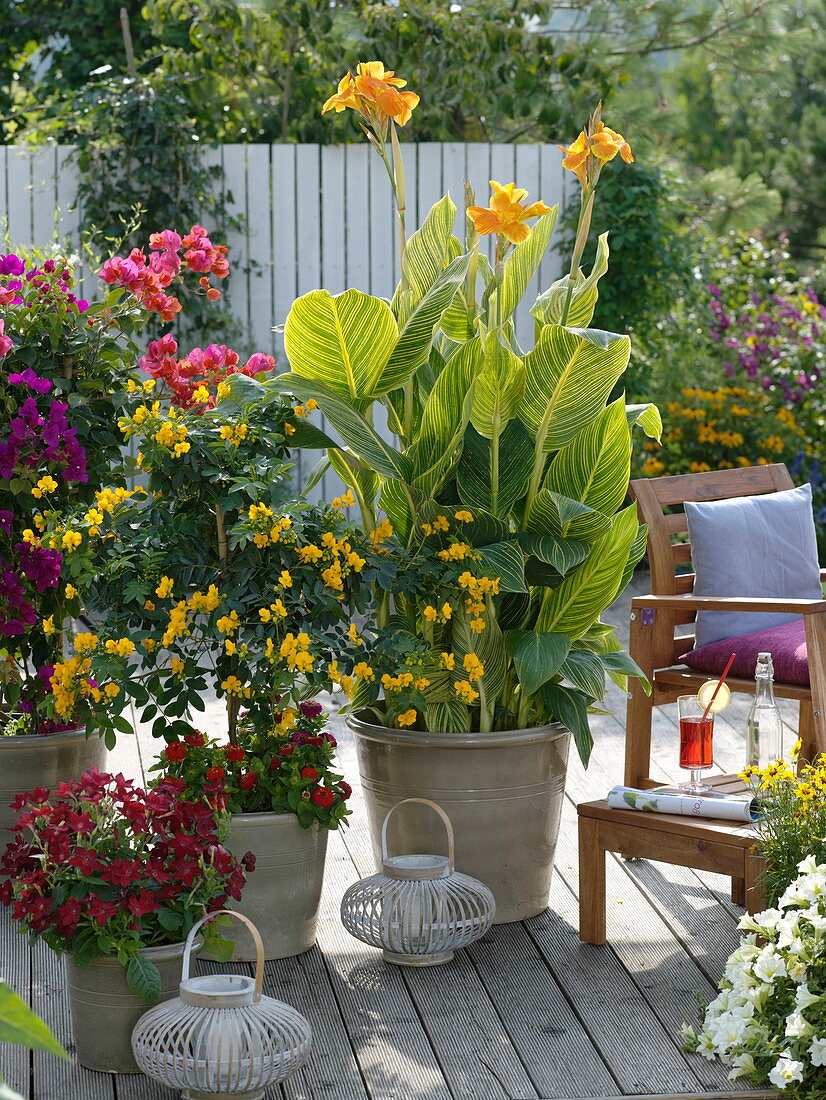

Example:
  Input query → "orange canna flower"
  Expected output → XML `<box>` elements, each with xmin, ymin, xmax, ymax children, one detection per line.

<box><xmin>558</xmin><ymin>113</ymin><xmax>633</xmax><ymax>190</ymax></box>
<box><xmin>322</xmin><ymin>61</ymin><xmax>419</xmax><ymax>128</ymax></box>
<box><xmin>322</xmin><ymin>72</ymin><xmax>361</xmax><ymax>115</ymax></box>
<box><xmin>467</xmin><ymin>181</ymin><xmax>552</xmax><ymax>245</ymax></box>
<box><xmin>590</xmin><ymin>122</ymin><xmax>634</xmax><ymax>164</ymax></box>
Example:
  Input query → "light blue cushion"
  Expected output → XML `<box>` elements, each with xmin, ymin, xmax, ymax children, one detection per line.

<box><xmin>686</xmin><ymin>483</ymin><xmax>821</xmax><ymax>648</ymax></box>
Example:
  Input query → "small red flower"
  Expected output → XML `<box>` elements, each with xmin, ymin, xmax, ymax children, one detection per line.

<box><xmin>269</xmin><ymin>758</ymin><xmax>282</xmax><ymax>771</ymax></box>
<box><xmin>311</xmin><ymin>787</ymin><xmax>335</xmax><ymax>809</ymax></box>
<box><xmin>205</xmin><ymin>766</ymin><xmax>225</xmax><ymax>781</ymax></box>
<box><xmin>338</xmin><ymin>780</ymin><xmax>353</xmax><ymax>801</ymax></box>
<box><xmin>184</xmin><ymin>732</ymin><xmax>206</xmax><ymax>747</ymax></box>
<box><xmin>279</xmin><ymin>744</ymin><xmax>294</xmax><ymax>757</ymax></box>
<box><xmin>225</xmin><ymin>745</ymin><xmax>245</xmax><ymax>763</ymax></box>
<box><xmin>238</xmin><ymin>773</ymin><xmax>257</xmax><ymax>790</ymax></box>
<box><xmin>300</xmin><ymin>766</ymin><xmax>319</xmax><ymax>781</ymax></box>
<box><xmin>164</xmin><ymin>742</ymin><xmax>187</xmax><ymax>763</ymax></box>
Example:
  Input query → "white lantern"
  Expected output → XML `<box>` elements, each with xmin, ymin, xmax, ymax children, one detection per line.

<box><xmin>340</xmin><ymin>798</ymin><xmax>495</xmax><ymax>966</ymax></box>
<box><xmin>131</xmin><ymin>911</ymin><xmax>311</xmax><ymax>1100</ymax></box>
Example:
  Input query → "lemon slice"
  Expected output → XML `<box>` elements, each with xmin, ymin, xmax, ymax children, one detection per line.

<box><xmin>697</xmin><ymin>679</ymin><xmax>731</xmax><ymax>714</ymax></box>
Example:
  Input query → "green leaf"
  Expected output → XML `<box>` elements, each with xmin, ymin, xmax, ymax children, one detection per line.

<box><xmin>544</xmin><ymin>397</ymin><xmax>632</xmax><ymax>516</ymax></box>
<box><xmin>0</xmin><ymin>981</ymin><xmax>69</xmax><ymax>1060</ymax></box>
<box><xmin>383</xmin><ymin>254</ymin><xmax>472</xmax><ymax>391</ymax></box>
<box><xmin>283</xmin><ymin>288</ymin><xmax>398</xmax><ymax>400</ymax></box>
<box><xmin>271</xmin><ymin>375</ymin><xmax>411</xmax><ymax>483</ymax></box>
<box><xmin>505</xmin><ymin>630</ymin><xmax>570</xmax><ymax>695</ymax></box>
<box><xmin>526</xmin><ymin>490</ymin><xmax>611</xmax><ymax>541</ymax></box>
<box><xmin>328</xmin><ymin>448</ymin><xmax>380</xmax><ymax>516</ymax></box>
<box><xmin>469</xmin><ymin>335</ymin><xmax>525</xmax><ymax>441</ymax></box>
<box><xmin>626</xmin><ymin>402</ymin><xmax>663</xmax><ymax>442</ymax></box>
<box><xmin>489</xmin><ymin>208</ymin><xmax>558</xmax><ymax>323</ymax></box>
<box><xmin>477</xmin><ymin>541</ymin><xmax>527</xmax><ymax>593</ymax></box>
<box><xmin>379</xmin><ymin>479</ymin><xmax>426</xmax><ymax>544</ymax></box>
<box><xmin>124</xmin><ymin>954</ymin><xmax>161</xmax><ymax>1004</ymax></box>
<box><xmin>425</xmin><ymin>699</ymin><xmax>471</xmax><ymax>734</ymax></box>
<box><xmin>456</xmin><ymin>419</ymin><xmax>533</xmax><ymax>517</ymax></box>
<box><xmin>0</xmin><ymin>1081</ymin><xmax>25</xmax><ymax>1100</ymax></box>
<box><xmin>600</xmin><ymin>649</ymin><xmax>651</xmax><ymax>694</ymax></box>
<box><xmin>393</xmin><ymin>194</ymin><xmax>457</xmax><ymax>318</ymax></box>
<box><xmin>156</xmin><ymin>907</ymin><xmax>182</xmax><ymax>933</ymax></box>
<box><xmin>520</xmin><ymin>325</ymin><xmax>631</xmax><ymax>453</ymax></box>
<box><xmin>288</xmin><ymin>419</ymin><xmax>338</xmax><ymax>450</ymax></box>
<box><xmin>201</xmin><ymin>928</ymin><xmax>235</xmax><ymax>963</ymax></box>
<box><xmin>536</xmin><ymin>504</ymin><xmax>641</xmax><ymax>638</ymax></box>
<box><xmin>540</xmin><ymin>682</ymin><xmax>593</xmax><ymax>765</ymax></box>
<box><xmin>518</xmin><ymin>533</ymin><xmax>590</xmax><ymax>575</ymax></box>
<box><xmin>618</xmin><ymin>521</ymin><xmax>648</xmax><ymax>595</ymax></box>
<box><xmin>559</xmin><ymin>648</ymin><xmax>606</xmax><ymax>701</ymax></box>
<box><xmin>531</xmin><ymin>231</ymin><xmax>610</xmax><ymax>329</ymax></box>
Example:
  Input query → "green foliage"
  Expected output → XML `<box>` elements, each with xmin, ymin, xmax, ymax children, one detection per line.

<box><xmin>273</xmin><ymin>141</ymin><xmax>656</xmax><ymax>762</ymax></box>
<box><xmin>0</xmin><ymin>981</ymin><xmax>69</xmax><ymax>1061</ymax></box>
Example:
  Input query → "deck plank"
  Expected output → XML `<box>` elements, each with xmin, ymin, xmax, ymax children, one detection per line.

<box><xmin>1</xmin><ymin>903</ymin><xmax>30</xmax><ymax>1097</ymax></box>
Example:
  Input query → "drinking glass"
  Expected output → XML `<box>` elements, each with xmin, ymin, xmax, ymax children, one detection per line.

<box><xmin>677</xmin><ymin>694</ymin><xmax>714</xmax><ymax>792</ymax></box>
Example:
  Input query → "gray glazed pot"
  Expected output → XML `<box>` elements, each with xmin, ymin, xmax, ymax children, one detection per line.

<box><xmin>65</xmin><ymin>940</ymin><xmax>190</xmax><ymax>1073</ymax></box>
<box><xmin>220</xmin><ymin>812</ymin><xmax>328</xmax><ymax>960</ymax></box>
<box><xmin>0</xmin><ymin>728</ymin><xmax>107</xmax><ymax>835</ymax></box>
<box><xmin>349</xmin><ymin>716</ymin><xmax>571</xmax><ymax>924</ymax></box>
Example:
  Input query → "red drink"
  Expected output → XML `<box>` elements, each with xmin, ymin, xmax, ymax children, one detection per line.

<box><xmin>679</xmin><ymin>714</ymin><xmax>713</xmax><ymax>770</ymax></box>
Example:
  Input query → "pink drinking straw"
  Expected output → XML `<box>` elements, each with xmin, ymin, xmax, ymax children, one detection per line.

<box><xmin>700</xmin><ymin>652</ymin><xmax>737</xmax><ymax>721</ymax></box>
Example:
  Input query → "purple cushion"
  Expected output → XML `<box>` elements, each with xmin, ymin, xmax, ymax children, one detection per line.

<box><xmin>680</xmin><ymin>618</ymin><xmax>808</xmax><ymax>687</ymax></box>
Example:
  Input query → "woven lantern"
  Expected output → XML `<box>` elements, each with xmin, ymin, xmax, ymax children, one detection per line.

<box><xmin>340</xmin><ymin>798</ymin><xmax>495</xmax><ymax>966</ymax></box>
<box><xmin>131</xmin><ymin>911</ymin><xmax>311</xmax><ymax>1100</ymax></box>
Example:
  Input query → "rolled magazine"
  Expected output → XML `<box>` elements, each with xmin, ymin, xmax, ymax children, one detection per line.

<box><xmin>607</xmin><ymin>785</ymin><xmax>760</xmax><ymax>823</ymax></box>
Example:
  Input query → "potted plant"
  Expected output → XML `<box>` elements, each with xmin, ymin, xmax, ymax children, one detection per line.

<box><xmin>0</xmin><ymin>231</ymin><xmax>230</xmax><ymax>825</ymax></box>
<box><xmin>63</xmin><ymin>247</ymin><xmax>378</xmax><ymax>954</ymax></box>
<box><xmin>154</xmin><ymin>699</ymin><xmax>351</xmax><ymax>960</ymax></box>
<box><xmin>0</xmin><ymin>767</ymin><xmax>251</xmax><ymax>1073</ymax></box>
<box><xmin>271</xmin><ymin>70</ymin><xmax>659</xmax><ymax>920</ymax></box>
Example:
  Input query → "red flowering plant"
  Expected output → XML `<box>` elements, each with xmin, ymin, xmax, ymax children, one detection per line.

<box><xmin>151</xmin><ymin>701</ymin><xmax>352</xmax><ymax>829</ymax></box>
<box><xmin>0</xmin><ymin>768</ymin><xmax>252</xmax><ymax>1002</ymax></box>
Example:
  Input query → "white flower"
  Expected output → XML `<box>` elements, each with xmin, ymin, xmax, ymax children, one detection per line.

<box><xmin>678</xmin><ymin>1022</ymin><xmax>698</xmax><ymax>1047</ymax></box>
<box><xmin>740</xmin><ymin>907</ymin><xmax>782</xmax><ymax>933</ymax></box>
<box><xmin>768</xmin><ymin>1053</ymin><xmax>805</xmax><ymax>1088</ymax></box>
<box><xmin>753</xmin><ymin>948</ymin><xmax>786</xmax><ymax>984</ymax></box>
<box><xmin>785</xmin><ymin>1010</ymin><xmax>813</xmax><ymax>1039</ymax></box>
<box><xmin>709</xmin><ymin>1013</ymin><xmax>751</xmax><ymax>1051</ymax></box>
<box><xmin>811</xmin><ymin>1036</ymin><xmax>826</xmax><ymax>1067</ymax></box>
<box><xmin>797</xmin><ymin>854</ymin><xmax>821</xmax><ymax>874</ymax></box>
<box><xmin>727</xmin><ymin>1052</ymin><xmax>756</xmax><ymax>1080</ymax></box>
<box><xmin>787</xmin><ymin>958</ymin><xmax>808</xmax><ymax>983</ymax></box>
<box><xmin>696</xmin><ymin>1031</ymin><xmax>718</xmax><ymax>1060</ymax></box>
<box><xmin>795</xmin><ymin>983</ymin><xmax>820</xmax><ymax>1010</ymax></box>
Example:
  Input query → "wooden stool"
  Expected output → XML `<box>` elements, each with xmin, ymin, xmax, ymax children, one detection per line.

<box><xmin>577</xmin><ymin>774</ymin><xmax>766</xmax><ymax>944</ymax></box>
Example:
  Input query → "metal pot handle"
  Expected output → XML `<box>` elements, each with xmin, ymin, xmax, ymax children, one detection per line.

<box><xmin>380</xmin><ymin>797</ymin><xmax>455</xmax><ymax>870</ymax></box>
<box><xmin>181</xmin><ymin>910</ymin><xmax>265</xmax><ymax>997</ymax></box>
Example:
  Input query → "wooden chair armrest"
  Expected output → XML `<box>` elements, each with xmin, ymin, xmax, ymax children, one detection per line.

<box><xmin>631</xmin><ymin>593</ymin><xmax>826</xmax><ymax>615</ymax></box>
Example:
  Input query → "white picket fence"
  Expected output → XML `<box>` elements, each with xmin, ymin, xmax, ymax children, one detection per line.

<box><xmin>0</xmin><ymin>142</ymin><xmax>568</xmax><ymax>498</ymax></box>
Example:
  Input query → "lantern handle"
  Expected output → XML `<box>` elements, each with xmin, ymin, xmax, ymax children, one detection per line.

<box><xmin>181</xmin><ymin>910</ymin><xmax>265</xmax><ymax>998</ymax></box>
<box><xmin>381</xmin><ymin>798</ymin><xmax>455</xmax><ymax>870</ymax></box>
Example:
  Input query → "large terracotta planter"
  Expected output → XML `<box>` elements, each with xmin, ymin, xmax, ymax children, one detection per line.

<box><xmin>349</xmin><ymin>716</ymin><xmax>571</xmax><ymax>923</ymax></box>
<box><xmin>65</xmin><ymin>940</ymin><xmax>190</xmax><ymax>1073</ymax></box>
<box><xmin>220</xmin><ymin>812</ymin><xmax>328</xmax><ymax>960</ymax></box>
<box><xmin>0</xmin><ymin>728</ymin><xmax>107</xmax><ymax>835</ymax></box>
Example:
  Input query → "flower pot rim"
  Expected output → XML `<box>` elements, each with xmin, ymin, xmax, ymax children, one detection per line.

<box><xmin>0</xmin><ymin>725</ymin><xmax>90</xmax><ymax>746</ymax></box>
<box><xmin>66</xmin><ymin>935</ymin><xmax>199</xmax><ymax>968</ymax></box>
<box><xmin>228</xmin><ymin>809</ymin><xmax>322</xmax><ymax>828</ymax></box>
<box><xmin>347</xmin><ymin>713</ymin><xmax>570</xmax><ymax>749</ymax></box>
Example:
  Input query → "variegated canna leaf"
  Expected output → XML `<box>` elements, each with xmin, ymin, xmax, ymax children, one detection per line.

<box><xmin>544</xmin><ymin>397</ymin><xmax>632</xmax><ymax>517</ymax></box>
<box><xmin>520</xmin><ymin>324</ymin><xmax>631</xmax><ymax>453</ymax></box>
<box><xmin>531</xmin><ymin>232</ymin><xmax>610</xmax><ymax>329</ymax></box>
<box><xmin>283</xmin><ymin>288</ymin><xmax>398</xmax><ymax>400</ymax></box>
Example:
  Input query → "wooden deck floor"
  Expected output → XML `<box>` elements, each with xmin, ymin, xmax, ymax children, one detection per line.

<box><xmin>2</xmin><ymin>573</ymin><xmax>784</xmax><ymax>1099</ymax></box>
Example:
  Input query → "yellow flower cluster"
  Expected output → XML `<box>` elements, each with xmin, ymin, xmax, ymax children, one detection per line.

<box><xmin>454</xmin><ymin>680</ymin><xmax>479</xmax><ymax>704</ymax></box>
<box><xmin>189</xmin><ymin>585</ymin><xmax>221</xmax><ymax>612</ymax></box>
<box><xmin>438</xmin><ymin>542</ymin><xmax>473</xmax><ymax>562</ymax></box>
<box><xmin>155</xmin><ymin>576</ymin><xmax>175</xmax><ymax>598</ymax></box>
<box><xmin>420</xmin><ymin>515</ymin><xmax>450</xmax><ymax>537</ymax></box>
<box><xmin>423</xmin><ymin>602</ymin><xmax>453</xmax><ymax>623</ymax></box>
<box><xmin>31</xmin><ymin>475</ymin><xmax>58</xmax><ymax>499</ymax></box>
<box><xmin>120</xmin><ymin>403</ymin><xmax>190</xmax><ymax>457</ymax></box>
<box><xmin>218</xmin><ymin>422</ymin><xmax>249</xmax><ymax>447</ymax></box>
<box><xmin>104</xmin><ymin>638</ymin><xmax>135</xmax><ymax>657</ymax></box>
<box><xmin>381</xmin><ymin>671</ymin><xmax>414</xmax><ymax>692</ymax></box>
<box><xmin>216</xmin><ymin>609</ymin><xmax>240</xmax><ymax>635</ymax></box>
<box><xmin>457</xmin><ymin>571</ymin><xmax>500</xmax><ymax>632</ymax></box>
<box><xmin>280</xmin><ymin>631</ymin><xmax>313</xmax><ymax>673</ymax></box>
<box><xmin>370</xmin><ymin>518</ymin><xmax>394</xmax><ymax>550</ymax></box>
<box><xmin>397</xmin><ymin>709</ymin><xmax>418</xmax><ymax>727</ymax></box>
<box><xmin>292</xmin><ymin>398</ymin><xmax>319</xmax><ymax>418</ymax></box>
<box><xmin>220</xmin><ymin>674</ymin><xmax>251</xmax><ymax>698</ymax></box>
<box><xmin>332</xmin><ymin>490</ymin><xmax>355</xmax><ymax>509</ymax></box>
<box><xmin>259</xmin><ymin>599</ymin><xmax>287</xmax><ymax>622</ymax></box>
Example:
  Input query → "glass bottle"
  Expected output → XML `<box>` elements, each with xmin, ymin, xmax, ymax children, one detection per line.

<box><xmin>746</xmin><ymin>652</ymin><xmax>784</xmax><ymax>768</ymax></box>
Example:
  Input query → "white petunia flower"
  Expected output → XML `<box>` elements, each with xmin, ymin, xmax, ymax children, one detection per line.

<box><xmin>810</xmin><ymin>1035</ymin><xmax>826</xmax><ymax>1067</ymax></box>
<box><xmin>727</xmin><ymin>1052</ymin><xmax>756</xmax><ymax>1080</ymax></box>
<box><xmin>753</xmin><ymin>948</ymin><xmax>786</xmax><ymax>983</ymax></box>
<box><xmin>768</xmin><ymin>1053</ymin><xmax>805</xmax><ymax>1088</ymax></box>
<box><xmin>785</xmin><ymin>1010</ymin><xmax>814</xmax><ymax>1039</ymax></box>
<box><xmin>795</xmin><ymin>983</ymin><xmax>820</xmax><ymax>1010</ymax></box>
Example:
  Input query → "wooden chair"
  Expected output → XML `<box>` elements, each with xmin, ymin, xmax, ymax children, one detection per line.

<box><xmin>578</xmin><ymin>463</ymin><xmax>826</xmax><ymax>944</ymax></box>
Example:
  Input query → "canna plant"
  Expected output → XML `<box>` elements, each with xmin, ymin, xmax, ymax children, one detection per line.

<box><xmin>270</xmin><ymin>72</ymin><xmax>660</xmax><ymax>763</ymax></box>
